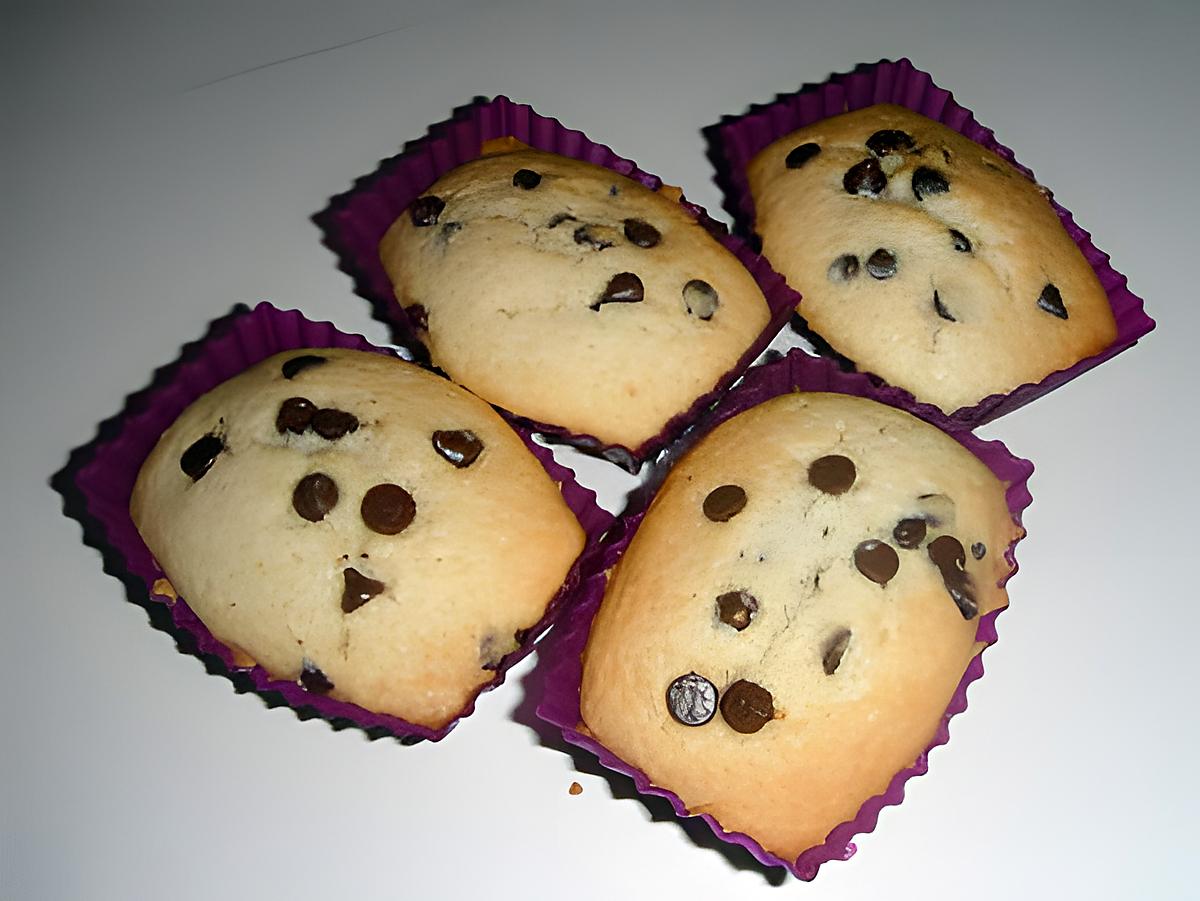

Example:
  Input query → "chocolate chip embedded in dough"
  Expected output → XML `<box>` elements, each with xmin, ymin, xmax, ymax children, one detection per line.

<box><xmin>866</xmin><ymin>248</ymin><xmax>897</xmax><ymax>280</ymax></box>
<box><xmin>928</xmin><ymin>535</ymin><xmax>978</xmax><ymax>619</ymax></box>
<box><xmin>409</xmin><ymin>195</ymin><xmax>445</xmax><ymax>227</ymax></box>
<box><xmin>703</xmin><ymin>484</ymin><xmax>747</xmax><ymax>522</ymax></box>
<box><xmin>719</xmin><ymin>679</ymin><xmax>774</xmax><ymax>734</ymax></box>
<box><xmin>950</xmin><ymin>229</ymin><xmax>972</xmax><ymax>253</ymax></box>
<box><xmin>432</xmin><ymin>429</ymin><xmax>483</xmax><ymax>468</ymax></box>
<box><xmin>893</xmin><ymin>518</ymin><xmax>928</xmax><ymax>550</ymax></box>
<box><xmin>311</xmin><ymin>409</ymin><xmax>359</xmax><ymax>441</ymax></box>
<box><xmin>912</xmin><ymin>167</ymin><xmax>950</xmax><ymax>200</ymax></box>
<box><xmin>299</xmin><ymin>659</ymin><xmax>333</xmax><ymax>693</ymax></box>
<box><xmin>844</xmin><ymin>158</ymin><xmax>887</xmax><ymax>196</ymax></box>
<box><xmin>683</xmin><ymin>280</ymin><xmax>719</xmax><ymax>321</ymax></box>
<box><xmin>1037</xmin><ymin>283</ymin><xmax>1069</xmax><ymax>319</ymax></box>
<box><xmin>292</xmin><ymin>473</ymin><xmax>339</xmax><ymax>522</ymax></box>
<box><xmin>405</xmin><ymin>304</ymin><xmax>429</xmax><ymax>331</ymax></box>
<box><xmin>822</xmin><ymin>629</ymin><xmax>852</xmax><ymax>675</ymax></box>
<box><xmin>715</xmin><ymin>590</ymin><xmax>758</xmax><ymax>631</ymax></box>
<box><xmin>785</xmin><ymin>142</ymin><xmax>821</xmax><ymax>169</ymax></box>
<box><xmin>276</xmin><ymin>397</ymin><xmax>316</xmax><ymax>434</ymax></box>
<box><xmin>828</xmin><ymin>254</ymin><xmax>860</xmax><ymax>282</ymax></box>
<box><xmin>547</xmin><ymin>212</ymin><xmax>577</xmax><ymax>229</ymax></box>
<box><xmin>360</xmin><ymin>483</ymin><xmax>416</xmax><ymax>535</ymax></box>
<box><xmin>972</xmin><ymin>542</ymin><xmax>987</xmax><ymax>560</ymax></box>
<box><xmin>808</xmin><ymin>455</ymin><xmax>856</xmax><ymax>495</ymax></box>
<box><xmin>591</xmin><ymin>272</ymin><xmax>644</xmax><ymax>310</ymax></box>
<box><xmin>866</xmin><ymin>129</ymin><xmax>916</xmax><ymax>157</ymax></box>
<box><xmin>574</xmin><ymin>224</ymin><xmax>615</xmax><ymax>251</ymax></box>
<box><xmin>933</xmin><ymin>290</ymin><xmax>957</xmax><ymax>322</ymax></box>
<box><xmin>512</xmin><ymin>168</ymin><xmax>541</xmax><ymax>189</ymax></box>
<box><xmin>666</xmin><ymin>672</ymin><xmax>717</xmax><ymax>726</ymax></box>
<box><xmin>281</xmin><ymin>355</ymin><xmax>327</xmax><ymax>380</ymax></box>
<box><xmin>180</xmin><ymin>433</ymin><xmax>224</xmax><ymax>482</ymax></box>
<box><xmin>622</xmin><ymin>218</ymin><xmax>661</xmax><ymax>248</ymax></box>
<box><xmin>854</xmin><ymin>539</ymin><xmax>900</xmax><ymax>586</ymax></box>
<box><xmin>342</xmin><ymin>567</ymin><xmax>385</xmax><ymax>614</ymax></box>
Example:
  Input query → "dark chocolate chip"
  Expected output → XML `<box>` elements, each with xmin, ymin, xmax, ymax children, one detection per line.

<box><xmin>683</xmin><ymin>279</ymin><xmax>719</xmax><ymax>320</ymax></box>
<box><xmin>432</xmin><ymin>429</ymin><xmax>483</xmax><ymax>468</ymax></box>
<box><xmin>703</xmin><ymin>484</ymin><xmax>747</xmax><ymax>522</ymax></box>
<box><xmin>623</xmin><ymin>219</ymin><xmax>661</xmax><ymax>248</ymax></box>
<box><xmin>574</xmin><ymin>224</ymin><xmax>614</xmax><ymax>251</ymax></box>
<box><xmin>843</xmin><ymin>158</ymin><xmax>887</xmax><ymax>196</ymax></box>
<box><xmin>972</xmin><ymin>542</ymin><xmax>987</xmax><ymax>560</ymax></box>
<box><xmin>609</xmin><ymin>184</ymin><xmax>619</xmax><ymax>196</ymax></box>
<box><xmin>928</xmin><ymin>535</ymin><xmax>978</xmax><ymax>619</ymax></box>
<box><xmin>361</xmin><ymin>483</ymin><xmax>416</xmax><ymax>535</ymax></box>
<box><xmin>866</xmin><ymin>248</ymin><xmax>897</xmax><ymax>279</ymax></box>
<box><xmin>822</xmin><ymin>629</ymin><xmax>852</xmax><ymax>675</ymax></box>
<box><xmin>299</xmin><ymin>659</ymin><xmax>333</xmax><ymax>693</ymax></box>
<box><xmin>180</xmin><ymin>433</ymin><xmax>224</xmax><ymax>482</ymax></box>
<box><xmin>950</xmin><ymin>229</ymin><xmax>972</xmax><ymax>253</ymax></box>
<box><xmin>666</xmin><ymin>673</ymin><xmax>717</xmax><ymax>726</ymax></box>
<box><xmin>406</xmin><ymin>304</ymin><xmax>429</xmax><ymax>331</ymax></box>
<box><xmin>719</xmin><ymin>679</ymin><xmax>774</xmax><ymax>734</ymax></box>
<box><xmin>409</xmin><ymin>195</ymin><xmax>445</xmax><ymax>227</ymax></box>
<box><xmin>912</xmin><ymin>167</ymin><xmax>950</xmax><ymax>200</ymax></box>
<box><xmin>828</xmin><ymin>254</ymin><xmax>860</xmax><ymax>282</ymax></box>
<box><xmin>808</xmin><ymin>455</ymin><xmax>856</xmax><ymax>495</ymax></box>
<box><xmin>311</xmin><ymin>409</ymin><xmax>359</xmax><ymax>441</ymax></box>
<box><xmin>866</xmin><ymin>129</ymin><xmax>916</xmax><ymax>157</ymax></box>
<box><xmin>854</xmin><ymin>539</ymin><xmax>900</xmax><ymax>586</ymax></box>
<box><xmin>281</xmin><ymin>355</ymin><xmax>327</xmax><ymax>380</ymax></box>
<box><xmin>292</xmin><ymin>473</ymin><xmax>339</xmax><ymax>522</ymax></box>
<box><xmin>512</xmin><ymin>168</ymin><xmax>541</xmax><ymax>190</ymax></box>
<box><xmin>1037</xmin><ymin>283</ymin><xmax>1068</xmax><ymax>319</ymax></box>
<box><xmin>547</xmin><ymin>212</ymin><xmax>577</xmax><ymax>228</ymax></box>
<box><xmin>341</xmin><ymin>567</ymin><xmax>385</xmax><ymax>614</ymax></box>
<box><xmin>933</xmin><ymin>290</ymin><xmax>957</xmax><ymax>322</ymax></box>
<box><xmin>716</xmin><ymin>590</ymin><xmax>758</xmax><ymax>631</ymax></box>
<box><xmin>893</xmin><ymin>518</ymin><xmax>928</xmax><ymax>549</ymax></box>
<box><xmin>513</xmin><ymin>627</ymin><xmax>532</xmax><ymax>645</ymax></box>
<box><xmin>276</xmin><ymin>397</ymin><xmax>316</xmax><ymax>434</ymax></box>
<box><xmin>592</xmin><ymin>272</ymin><xmax>644</xmax><ymax>310</ymax></box>
<box><xmin>785</xmin><ymin>142</ymin><xmax>821</xmax><ymax>169</ymax></box>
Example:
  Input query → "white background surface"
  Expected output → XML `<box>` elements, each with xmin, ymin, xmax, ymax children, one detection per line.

<box><xmin>4</xmin><ymin>2</ymin><xmax>1198</xmax><ymax>898</ymax></box>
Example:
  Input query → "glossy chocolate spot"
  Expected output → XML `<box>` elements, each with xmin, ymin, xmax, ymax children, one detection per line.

<box><xmin>409</xmin><ymin>195</ymin><xmax>445</xmax><ymax>227</ymax></box>
<box><xmin>950</xmin><ymin>229</ymin><xmax>972</xmax><ymax>253</ymax></box>
<box><xmin>311</xmin><ymin>409</ymin><xmax>359</xmax><ymax>441</ymax></box>
<box><xmin>1037</xmin><ymin>283</ymin><xmax>1068</xmax><ymax>319</ymax></box>
<box><xmin>342</xmin><ymin>567</ymin><xmax>385</xmax><ymax>613</ymax></box>
<box><xmin>703</xmin><ymin>484</ymin><xmax>747</xmax><ymax>522</ymax></box>
<box><xmin>928</xmin><ymin>535</ymin><xmax>978</xmax><ymax>619</ymax></box>
<box><xmin>785</xmin><ymin>142</ymin><xmax>821</xmax><ymax>169</ymax></box>
<box><xmin>866</xmin><ymin>129</ymin><xmax>916</xmax><ymax>157</ymax></box>
<box><xmin>666</xmin><ymin>672</ymin><xmax>717</xmax><ymax>726</ymax></box>
<box><xmin>432</xmin><ymin>429</ymin><xmax>483</xmax><ymax>468</ymax></box>
<box><xmin>866</xmin><ymin>248</ymin><xmax>897</xmax><ymax>279</ymax></box>
<box><xmin>406</xmin><ymin>304</ymin><xmax>429</xmax><ymax>331</ymax></box>
<box><xmin>912</xmin><ymin>167</ymin><xmax>950</xmax><ymax>200</ymax></box>
<box><xmin>592</xmin><ymin>272</ymin><xmax>643</xmax><ymax>310</ymax></box>
<box><xmin>276</xmin><ymin>397</ymin><xmax>316</xmax><ymax>434</ymax></box>
<box><xmin>292</xmin><ymin>473</ymin><xmax>339</xmax><ymax>522</ymax></box>
<box><xmin>623</xmin><ymin>219</ymin><xmax>661</xmax><ymax>248</ymax></box>
<box><xmin>683</xmin><ymin>279</ymin><xmax>719</xmax><ymax>320</ymax></box>
<box><xmin>361</xmin><ymin>483</ymin><xmax>416</xmax><ymax>535</ymax></box>
<box><xmin>512</xmin><ymin>168</ymin><xmax>542</xmax><ymax>189</ymax></box>
<box><xmin>574</xmin><ymin>224</ymin><xmax>614</xmax><ymax>251</ymax></box>
<box><xmin>808</xmin><ymin>455</ymin><xmax>856</xmax><ymax>495</ymax></box>
<box><xmin>933</xmin><ymin>290</ymin><xmax>956</xmax><ymax>322</ymax></box>
<box><xmin>828</xmin><ymin>254</ymin><xmax>860</xmax><ymax>282</ymax></box>
<box><xmin>854</xmin><ymin>540</ymin><xmax>900</xmax><ymax>586</ymax></box>
<box><xmin>843</xmin><ymin>158</ymin><xmax>887</xmax><ymax>196</ymax></box>
<box><xmin>720</xmin><ymin>680</ymin><xmax>774</xmax><ymax>734</ymax></box>
<box><xmin>716</xmin><ymin>590</ymin><xmax>758</xmax><ymax>631</ymax></box>
<box><xmin>893</xmin><ymin>518</ymin><xmax>928</xmax><ymax>549</ymax></box>
<box><xmin>281</xmin><ymin>355</ymin><xmax>327</xmax><ymax>380</ymax></box>
<box><xmin>180</xmin><ymin>433</ymin><xmax>224</xmax><ymax>482</ymax></box>
<box><xmin>299</xmin><ymin>659</ymin><xmax>333</xmax><ymax>693</ymax></box>
<box><xmin>822</xmin><ymin>629</ymin><xmax>852</xmax><ymax>675</ymax></box>
<box><xmin>972</xmin><ymin>542</ymin><xmax>987</xmax><ymax>560</ymax></box>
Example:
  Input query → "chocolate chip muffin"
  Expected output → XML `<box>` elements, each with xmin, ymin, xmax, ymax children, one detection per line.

<box><xmin>131</xmin><ymin>348</ymin><xmax>584</xmax><ymax>729</ymax></box>
<box><xmin>579</xmin><ymin>392</ymin><xmax>1021</xmax><ymax>859</ymax></box>
<box><xmin>379</xmin><ymin>145</ymin><xmax>771</xmax><ymax>450</ymax></box>
<box><xmin>746</xmin><ymin>104</ymin><xmax>1117</xmax><ymax>413</ymax></box>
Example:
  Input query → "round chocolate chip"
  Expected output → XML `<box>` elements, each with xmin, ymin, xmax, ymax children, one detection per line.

<box><xmin>406</xmin><ymin>304</ymin><xmax>429</xmax><ymax>331</ymax></box>
<box><xmin>822</xmin><ymin>629</ymin><xmax>852</xmax><ymax>675</ymax></box>
<box><xmin>683</xmin><ymin>279</ymin><xmax>719</xmax><ymax>321</ymax></box>
<box><xmin>409</xmin><ymin>195</ymin><xmax>445</xmax><ymax>227</ymax></box>
<box><xmin>292</xmin><ymin>473</ymin><xmax>339</xmax><ymax>522</ymax></box>
<box><xmin>180</xmin><ymin>433</ymin><xmax>224</xmax><ymax>482</ymax></box>
<box><xmin>432</xmin><ymin>429</ymin><xmax>483</xmax><ymax>468</ymax></box>
<box><xmin>893</xmin><ymin>518</ymin><xmax>928</xmax><ymax>550</ymax></box>
<box><xmin>972</xmin><ymin>542</ymin><xmax>987</xmax><ymax>560</ymax></box>
<box><xmin>828</xmin><ymin>254</ymin><xmax>860</xmax><ymax>282</ymax></box>
<box><xmin>933</xmin><ymin>290</ymin><xmax>957</xmax><ymax>322</ymax></box>
<box><xmin>866</xmin><ymin>129</ymin><xmax>916</xmax><ymax>157</ymax></box>
<box><xmin>929</xmin><ymin>535</ymin><xmax>978</xmax><ymax>620</ymax></box>
<box><xmin>574</xmin><ymin>224</ymin><xmax>614</xmax><ymax>251</ymax></box>
<box><xmin>808</xmin><ymin>455</ymin><xmax>856</xmax><ymax>495</ymax></box>
<box><xmin>342</xmin><ymin>567</ymin><xmax>385</xmax><ymax>613</ymax></box>
<box><xmin>623</xmin><ymin>218</ymin><xmax>661</xmax><ymax>248</ymax></box>
<box><xmin>592</xmin><ymin>272</ymin><xmax>644</xmax><ymax>310</ymax></box>
<box><xmin>311</xmin><ymin>409</ymin><xmax>359</xmax><ymax>441</ymax></box>
<box><xmin>512</xmin><ymin>168</ymin><xmax>542</xmax><ymax>190</ymax></box>
<box><xmin>299</xmin><ymin>659</ymin><xmax>333</xmax><ymax>693</ymax></box>
<box><xmin>1037</xmin><ymin>283</ymin><xmax>1068</xmax><ymax>320</ymax></box>
<box><xmin>276</xmin><ymin>397</ymin><xmax>316</xmax><ymax>434</ymax></box>
<box><xmin>929</xmin><ymin>534</ymin><xmax>966</xmax><ymax>570</ymax></box>
<box><xmin>854</xmin><ymin>539</ymin><xmax>900</xmax><ymax>586</ymax></box>
<box><xmin>843</xmin><ymin>158</ymin><xmax>887</xmax><ymax>196</ymax></box>
<box><xmin>703</xmin><ymin>484</ymin><xmax>747</xmax><ymax>522</ymax></box>
<box><xmin>950</xmin><ymin>229</ymin><xmax>972</xmax><ymax>253</ymax></box>
<box><xmin>912</xmin><ymin>167</ymin><xmax>950</xmax><ymax>200</ymax></box>
<box><xmin>281</xmin><ymin>355</ymin><xmax>327</xmax><ymax>380</ymax></box>
<box><xmin>666</xmin><ymin>672</ymin><xmax>717</xmax><ymax>726</ymax></box>
<box><xmin>361</xmin><ymin>483</ymin><xmax>416</xmax><ymax>535</ymax></box>
<box><xmin>785</xmin><ymin>142</ymin><xmax>821</xmax><ymax>169</ymax></box>
<box><xmin>716</xmin><ymin>590</ymin><xmax>758</xmax><ymax>631</ymax></box>
<box><xmin>719</xmin><ymin>679</ymin><xmax>774</xmax><ymax>734</ymax></box>
<box><xmin>866</xmin><ymin>248</ymin><xmax>897</xmax><ymax>280</ymax></box>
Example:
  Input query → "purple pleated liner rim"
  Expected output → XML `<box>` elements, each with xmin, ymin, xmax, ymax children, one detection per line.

<box><xmin>535</xmin><ymin>347</ymin><xmax>1034</xmax><ymax>880</ymax></box>
<box><xmin>705</xmin><ymin>57</ymin><xmax>1155</xmax><ymax>430</ymax></box>
<box><xmin>52</xmin><ymin>302</ymin><xmax>614</xmax><ymax>744</ymax></box>
<box><xmin>313</xmin><ymin>95</ymin><xmax>798</xmax><ymax>473</ymax></box>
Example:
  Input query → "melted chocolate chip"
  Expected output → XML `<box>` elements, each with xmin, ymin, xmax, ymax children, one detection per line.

<box><xmin>933</xmin><ymin>290</ymin><xmax>956</xmax><ymax>322</ymax></box>
<box><xmin>928</xmin><ymin>535</ymin><xmax>978</xmax><ymax>619</ymax></box>
<box><xmin>409</xmin><ymin>195</ymin><xmax>445</xmax><ymax>227</ymax></box>
<box><xmin>825</xmin><ymin>254</ymin><xmax>860</xmax><ymax>284</ymax></box>
<box><xmin>719</xmin><ymin>680</ymin><xmax>774</xmax><ymax>734</ymax></box>
<box><xmin>361</xmin><ymin>483</ymin><xmax>416</xmax><ymax>535</ymax></box>
<box><xmin>866</xmin><ymin>129</ymin><xmax>916</xmax><ymax>157</ymax></box>
<box><xmin>623</xmin><ymin>219</ymin><xmax>661</xmax><ymax>248</ymax></box>
<box><xmin>716</xmin><ymin>591</ymin><xmax>758</xmax><ymax>631</ymax></box>
<box><xmin>666</xmin><ymin>673</ymin><xmax>717</xmax><ymax>726</ymax></box>
<box><xmin>281</xmin><ymin>355</ymin><xmax>327</xmax><ymax>380</ymax></box>
<box><xmin>432</xmin><ymin>429</ymin><xmax>483</xmax><ymax>468</ymax></box>
<box><xmin>683</xmin><ymin>280</ymin><xmax>719</xmax><ymax>320</ymax></box>
<box><xmin>592</xmin><ymin>272</ymin><xmax>644</xmax><ymax>310</ymax></box>
<box><xmin>785</xmin><ymin>142</ymin><xmax>821</xmax><ymax>169</ymax></box>
<box><xmin>844</xmin><ymin>158</ymin><xmax>887</xmax><ymax>196</ymax></box>
<box><xmin>703</xmin><ymin>484</ymin><xmax>747</xmax><ymax>522</ymax></box>
<box><xmin>299</xmin><ymin>660</ymin><xmax>333</xmax><ymax>693</ymax></box>
<box><xmin>972</xmin><ymin>542</ymin><xmax>987</xmax><ymax>560</ymax></box>
<box><xmin>574</xmin><ymin>225</ymin><xmax>614</xmax><ymax>251</ymax></box>
<box><xmin>912</xmin><ymin>167</ymin><xmax>950</xmax><ymax>200</ymax></box>
<box><xmin>866</xmin><ymin>248</ymin><xmax>897</xmax><ymax>279</ymax></box>
<box><xmin>292</xmin><ymin>473</ymin><xmax>339</xmax><ymax>522</ymax></box>
<box><xmin>342</xmin><ymin>567</ymin><xmax>385</xmax><ymax>613</ymax></box>
<box><xmin>893</xmin><ymin>518</ymin><xmax>928</xmax><ymax>549</ymax></box>
<box><xmin>950</xmin><ymin>229</ymin><xmax>972</xmax><ymax>253</ymax></box>
<box><xmin>547</xmin><ymin>212</ymin><xmax>577</xmax><ymax>228</ymax></box>
<box><xmin>180</xmin><ymin>434</ymin><xmax>224</xmax><ymax>481</ymax></box>
<box><xmin>1037</xmin><ymin>283</ymin><xmax>1068</xmax><ymax>319</ymax></box>
<box><xmin>406</xmin><ymin>304</ymin><xmax>429</xmax><ymax>331</ymax></box>
<box><xmin>808</xmin><ymin>455</ymin><xmax>856</xmax><ymax>495</ymax></box>
<box><xmin>276</xmin><ymin>397</ymin><xmax>316</xmax><ymax>434</ymax></box>
<box><xmin>512</xmin><ymin>168</ymin><xmax>541</xmax><ymax>189</ymax></box>
<box><xmin>439</xmin><ymin>221</ymin><xmax>463</xmax><ymax>241</ymax></box>
<box><xmin>822</xmin><ymin>629</ymin><xmax>852</xmax><ymax>675</ymax></box>
<box><xmin>311</xmin><ymin>409</ymin><xmax>359</xmax><ymax>441</ymax></box>
<box><xmin>854</xmin><ymin>540</ymin><xmax>900</xmax><ymax>586</ymax></box>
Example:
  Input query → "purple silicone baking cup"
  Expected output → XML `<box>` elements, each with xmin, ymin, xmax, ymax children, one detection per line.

<box><xmin>53</xmin><ymin>302</ymin><xmax>613</xmax><ymax>744</ymax></box>
<box><xmin>314</xmin><ymin>95</ymin><xmax>798</xmax><ymax>472</ymax></box>
<box><xmin>535</xmin><ymin>347</ymin><xmax>1034</xmax><ymax>879</ymax></box>
<box><xmin>706</xmin><ymin>57</ymin><xmax>1155</xmax><ymax>429</ymax></box>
